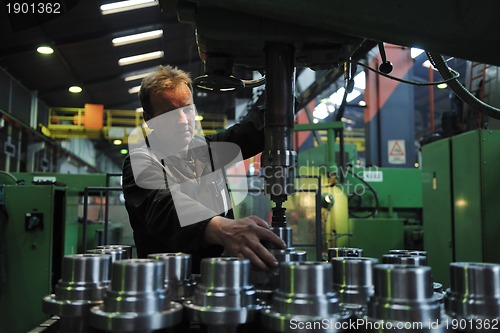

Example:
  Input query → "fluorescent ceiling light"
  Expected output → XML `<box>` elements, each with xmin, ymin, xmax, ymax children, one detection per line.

<box><xmin>112</xmin><ymin>30</ymin><xmax>163</xmax><ymax>47</ymax></box>
<box><xmin>68</xmin><ymin>86</ymin><xmax>82</xmax><ymax>93</ymax></box>
<box><xmin>422</xmin><ymin>60</ymin><xmax>434</xmax><ymax>69</ymax></box>
<box><xmin>346</xmin><ymin>90</ymin><xmax>361</xmax><ymax>103</ymax></box>
<box><xmin>118</xmin><ymin>51</ymin><xmax>164</xmax><ymax>66</ymax></box>
<box><xmin>124</xmin><ymin>70</ymin><xmax>155</xmax><ymax>82</ymax></box>
<box><xmin>354</xmin><ymin>72</ymin><xmax>365</xmax><ymax>90</ymax></box>
<box><xmin>113</xmin><ymin>139</ymin><xmax>123</xmax><ymax>145</ymax></box>
<box><xmin>313</xmin><ymin>103</ymin><xmax>329</xmax><ymax>120</ymax></box>
<box><xmin>37</xmin><ymin>46</ymin><xmax>54</xmax><ymax>54</ymax></box>
<box><xmin>128</xmin><ymin>86</ymin><xmax>141</xmax><ymax>94</ymax></box>
<box><xmin>101</xmin><ymin>0</ymin><xmax>157</xmax><ymax>15</ymax></box>
<box><xmin>411</xmin><ymin>47</ymin><xmax>425</xmax><ymax>59</ymax></box>
<box><xmin>437</xmin><ymin>83</ymin><xmax>448</xmax><ymax>89</ymax></box>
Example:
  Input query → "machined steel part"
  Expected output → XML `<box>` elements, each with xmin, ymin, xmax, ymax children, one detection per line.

<box><xmin>365</xmin><ymin>264</ymin><xmax>446</xmax><ymax>332</ymax></box>
<box><xmin>389</xmin><ymin>249</ymin><xmax>427</xmax><ymax>257</ymax></box>
<box><xmin>250</xmin><ymin>247</ymin><xmax>307</xmax><ymax>303</ymax></box>
<box><xmin>148</xmin><ymin>252</ymin><xmax>196</xmax><ymax>301</ymax></box>
<box><xmin>271</xmin><ymin>226</ymin><xmax>293</xmax><ymax>248</ymax></box>
<box><xmin>328</xmin><ymin>247</ymin><xmax>364</xmax><ymax>261</ymax></box>
<box><xmin>90</xmin><ymin>259</ymin><xmax>182</xmax><ymax>332</ymax></box>
<box><xmin>331</xmin><ymin>257</ymin><xmax>379</xmax><ymax>312</ymax></box>
<box><xmin>382</xmin><ymin>254</ymin><xmax>428</xmax><ymax>266</ymax></box>
<box><xmin>445</xmin><ymin>262</ymin><xmax>500</xmax><ymax>322</ymax></box>
<box><xmin>261</xmin><ymin>261</ymin><xmax>350</xmax><ymax>332</ymax></box>
<box><xmin>87</xmin><ymin>247</ymin><xmax>128</xmax><ymax>280</ymax></box>
<box><xmin>184</xmin><ymin>257</ymin><xmax>260</xmax><ymax>328</ymax></box>
<box><xmin>96</xmin><ymin>244</ymin><xmax>133</xmax><ymax>259</ymax></box>
<box><xmin>42</xmin><ymin>253</ymin><xmax>111</xmax><ymax>333</ymax></box>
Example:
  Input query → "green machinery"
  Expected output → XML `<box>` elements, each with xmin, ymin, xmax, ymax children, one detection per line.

<box><xmin>0</xmin><ymin>172</ymin><xmax>126</xmax><ymax>333</ymax></box>
<box><xmin>293</xmin><ymin>122</ymin><xmax>423</xmax><ymax>260</ymax></box>
<box><xmin>422</xmin><ymin>129</ymin><xmax>500</xmax><ymax>288</ymax></box>
<box><xmin>326</xmin><ymin>167</ymin><xmax>423</xmax><ymax>260</ymax></box>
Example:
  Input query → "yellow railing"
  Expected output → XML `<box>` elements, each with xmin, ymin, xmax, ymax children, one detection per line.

<box><xmin>41</xmin><ymin>107</ymin><xmax>227</xmax><ymax>140</ymax></box>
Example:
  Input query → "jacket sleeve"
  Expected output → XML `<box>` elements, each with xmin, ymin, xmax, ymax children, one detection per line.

<box><xmin>122</xmin><ymin>155</ymin><xmax>223</xmax><ymax>260</ymax></box>
<box><xmin>206</xmin><ymin>107</ymin><xmax>265</xmax><ymax>159</ymax></box>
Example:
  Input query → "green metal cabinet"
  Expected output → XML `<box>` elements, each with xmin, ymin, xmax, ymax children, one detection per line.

<box><xmin>0</xmin><ymin>185</ymin><xmax>65</xmax><ymax>333</ymax></box>
<box><xmin>422</xmin><ymin>130</ymin><xmax>500</xmax><ymax>288</ymax></box>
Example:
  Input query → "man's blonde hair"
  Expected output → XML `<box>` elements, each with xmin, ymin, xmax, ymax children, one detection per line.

<box><xmin>139</xmin><ymin>65</ymin><xmax>192</xmax><ymax>120</ymax></box>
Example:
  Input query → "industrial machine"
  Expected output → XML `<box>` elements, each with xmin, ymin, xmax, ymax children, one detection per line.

<box><xmin>422</xmin><ymin>129</ymin><xmax>500</xmax><ymax>287</ymax></box>
<box><xmin>0</xmin><ymin>172</ymin><xmax>127</xmax><ymax>333</ymax></box>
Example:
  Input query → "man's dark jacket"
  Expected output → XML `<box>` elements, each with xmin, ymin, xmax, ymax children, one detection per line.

<box><xmin>122</xmin><ymin>109</ymin><xmax>265</xmax><ymax>273</ymax></box>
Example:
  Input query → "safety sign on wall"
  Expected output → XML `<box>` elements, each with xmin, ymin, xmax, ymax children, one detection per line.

<box><xmin>388</xmin><ymin>139</ymin><xmax>406</xmax><ymax>164</ymax></box>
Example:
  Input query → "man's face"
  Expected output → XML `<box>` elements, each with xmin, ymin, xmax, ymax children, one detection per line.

<box><xmin>147</xmin><ymin>84</ymin><xmax>196</xmax><ymax>155</ymax></box>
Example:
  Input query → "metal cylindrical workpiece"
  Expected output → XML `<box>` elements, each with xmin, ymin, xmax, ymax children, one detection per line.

<box><xmin>90</xmin><ymin>259</ymin><xmax>182</xmax><ymax>332</ymax></box>
<box><xmin>96</xmin><ymin>244</ymin><xmax>132</xmax><ymax>259</ymax></box>
<box><xmin>270</xmin><ymin>226</ymin><xmax>293</xmax><ymax>248</ymax></box>
<box><xmin>43</xmin><ymin>254</ymin><xmax>110</xmax><ymax>333</ymax></box>
<box><xmin>366</xmin><ymin>264</ymin><xmax>444</xmax><ymax>331</ymax></box>
<box><xmin>87</xmin><ymin>247</ymin><xmax>128</xmax><ymax>280</ymax></box>
<box><xmin>445</xmin><ymin>262</ymin><xmax>500</xmax><ymax>321</ymax></box>
<box><xmin>331</xmin><ymin>257</ymin><xmax>378</xmax><ymax>311</ymax></box>
<box><xmin>382</xmin><ymin>254</ymin><xmax>427</xmax><ymax>266</ymax></box>
<box><xmin>184</xmin><ymin>257</ymin><xmax>260</xmax><ymax>328</ymax></box>
<box><xmin>261</xmin><ymin>261</ymin><xmax>349</xmax><ymax>332</ymax></box>
<box><xmin>389</xmin><ymin>249</ymin><xmax>427</xmax><ymax>257</ymax></box>
<box><xmin>148</xmin><ymin>252</ymin><xmax>195</xmax><ymax>301</ymax></box>
<box><xmin>251</xmin><ymin>247</ymin><xmax>307</xmax><ymax>293</ymax></box>
<box><xmin>328</xmin><ymin>247</ymin><xmax>363</xmax><ymax>261</ymax></box>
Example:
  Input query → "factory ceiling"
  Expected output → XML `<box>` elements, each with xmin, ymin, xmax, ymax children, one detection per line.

<box><xmin>0</xmin><ymin>1</ymin><xmax>493</xmax><ymax>169</ymax></box>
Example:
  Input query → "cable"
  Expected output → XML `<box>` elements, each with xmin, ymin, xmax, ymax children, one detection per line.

<box><xmin>352</xmin><ymin>60</ymin><xmax>460</xmax><ymax>86</ymax></box>
<box><xmin>427</xmin><ymin>52</ymin><xmax>500</xmax><ymax>120</ymax></box>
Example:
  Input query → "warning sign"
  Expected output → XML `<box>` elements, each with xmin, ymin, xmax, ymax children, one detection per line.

<box><xmin>388</xmin><ymin>139</ymin><xmax>406</xmax><ymax>164</ymax></box>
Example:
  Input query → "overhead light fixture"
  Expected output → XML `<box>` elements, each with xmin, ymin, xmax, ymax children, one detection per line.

<box><xmin>358</xmin><ymin>100</ymin><xmax>367</xmax><ymax>107</ymax></box>
<box><xmin>354</xmin><ymin>72</ymin><xmax>365</xmax><ymax>89</ymax></box>
<box><xmin>101</xmin><ymin>0</ymin><xmax>157</xmax><ymax>15</ymax></box>
<box><xmin>437</xmin><ymin>83</ymin><xmax>448</xmax><ymax>89</ymax></box>
<box><xmin>312</xmin><ymin>118</ymin><xmax>319</xmax><ymax>124</ymax></box>
<box><xmin>113</xmin><ymin>139</ymin><xmax>123</xmax><ymax>145</ymax></box>
<box><xmin>112</xmin><ymin>29</ymin><xmax>163</xmax><ymax>47</ymax></box>
<box><xmin>37</xmin><ymin>46</ymin><xmax>54</xmax><ymax>54</ymax></box>
<box><xmin>346</xmin><ymin>90</ymin><xmax>361</xmax><ymax>103</ymax></box>
<box><xmin>136</xmin><ymin>107</ymin><xmax>144</xmax><ymax>112</ymax></box>
<box><xmin>120</xmin><ymin>149</ymin><xmax>129</xmax><ymax>155</ymax></box>
<box><xmin>68</xmin><ymin>86</ymin><xmax>82</xmax><ymax>93</ymax></box>
<box><xmin>128</xmin><ymin>86</ymin><xmax>141</xmax><ymax>94</ymax></box>
<box><xmin>411</xmin><ymin>47</ymin><xmax>425</xmax><ymax>59</ymax></box>
<box><xmin>118</xmin><ymin>51</ymin><xmax>164</xmax><ymax>66</ymax></box>
<box><xmin>313</xmin><ymin>103</ymin><xmax>329</xmax><ymax>120</ymax></box>
<box><xmin>124</xmin><ymin>70</ymin><xmax>155</xmax><ymax>82</ymax></box>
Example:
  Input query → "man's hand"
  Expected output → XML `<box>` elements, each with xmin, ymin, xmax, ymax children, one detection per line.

<box><xmin>205</xmin><ymin>215</ymin><xmax>287</xmax><ymax>270</ymax></box>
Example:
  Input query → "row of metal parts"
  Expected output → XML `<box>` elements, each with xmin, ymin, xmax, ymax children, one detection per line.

<box><xmin>38</xmin><ymin>245</ymin><xmax>500</xmax><ymax>332</ymax></box>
